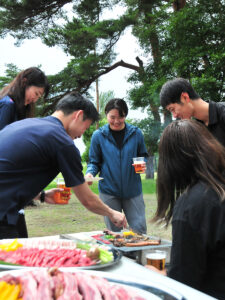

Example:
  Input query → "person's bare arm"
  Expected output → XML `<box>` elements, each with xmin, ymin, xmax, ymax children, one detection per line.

<box><xmin>72</xmin><ymin>182</ymin><xmax>127</xmax><ymax>228</ymax></box>
<box><xmin>145</xmin><ymin>265</ymin><xmax>167</xmax><ymax>276</ymax></box>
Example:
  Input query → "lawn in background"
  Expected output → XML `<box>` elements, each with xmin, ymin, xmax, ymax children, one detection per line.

<box><xmin>46</xmin><ymin>168</ymin><xmax>156</xmax><ymax>195</ymax></box>
<box><xmin>26</xmin><ymin>168</ymin><xmax>172</xmax><ymax>240</ymax></box>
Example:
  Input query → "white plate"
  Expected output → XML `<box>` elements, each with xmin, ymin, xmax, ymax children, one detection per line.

<box><xmin>85</xmin><ymin>177</ymin><xmax>103</xmax><ymax>182</ymax></box>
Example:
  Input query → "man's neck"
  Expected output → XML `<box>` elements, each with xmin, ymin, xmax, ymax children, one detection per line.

<box><xmin>52</xmin><ymin>111</ymin><xmax>67</xmax><ymax>128</ymax></box>
<box><xmin>192</xmin><ymin>98</ymin><xmax>209</xmax><ymax>125</ymax></box>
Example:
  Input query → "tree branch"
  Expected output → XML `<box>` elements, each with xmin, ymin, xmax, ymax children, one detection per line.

<box><xmin>43</xmin><ymin>59</ymin><xmax>141</xmax><ymax>115</ymax></box>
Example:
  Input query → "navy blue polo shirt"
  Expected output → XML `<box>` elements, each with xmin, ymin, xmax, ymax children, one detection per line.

<box><xmin>0</xmin><ymin>116</ymin><xmax>85</xmax><ymax>224</ymax></box>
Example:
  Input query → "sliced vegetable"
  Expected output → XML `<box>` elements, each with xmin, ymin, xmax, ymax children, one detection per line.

<box><xmin>0</xmin><ymin>282</ymin><xmax>21</xmax><ymax>299</ymax></box>
<box><xmin>99</xmin><ymin>248</ymin><xmax>113</xmax><ymax>264</ymax></box>
<box><xmin>104</xmin><ymin>235</ymin><xmax>115</xmax><ymax>239</ymax></box>
<box><xmin>76</xmin><ymin>242</ymin><xmax>91</xmax><ymax>251</ymax></box>
<box><xmin>122</xmin><ymin>231</ymin><xmax>135</xmax><ymax>237</ymax></box>
<box><xmin>0</xmin><ymin>261</ymin><xmax>22</xmax><ymax>266</ymax></box>
<box><xmin>0</xmin><ymin>239</ymin><xmax>23</xmax><ymax>252</ymax></box>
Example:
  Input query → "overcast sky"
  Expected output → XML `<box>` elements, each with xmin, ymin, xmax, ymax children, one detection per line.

<box><xmin>0</xmin><ymin>28</ymin><xmax>142</xmax><ymax>97</ymax></box>
<box><xmin>0</xmin><ymin>7</ymin><xmax>148</xmax><ymax>153</ymax></box>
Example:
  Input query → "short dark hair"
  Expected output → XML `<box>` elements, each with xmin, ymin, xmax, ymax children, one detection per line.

<box><xmin>105</xmin><ymin>98</ymin><xmax>128</xmax><ymax>117</ymax></box>
<box><xmin>160</xmin><ymin>78</ymin><xmax>200</xmax><ymax>108</ymax></box>
<box><xmin>56</xmin><ymin>92</ymin><xmax>99</xmax><ymax>123</ymax></box>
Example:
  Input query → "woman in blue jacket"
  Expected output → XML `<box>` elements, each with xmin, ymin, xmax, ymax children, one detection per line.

<box><xmin>0</xmin><ymin>67</ymin><xmax>49</xmax><ymax>238</ymax></box>
<box><xmin>86</xmin><ymin>98</ymin><xmax>148</xmax><ymax>233</ymax></box>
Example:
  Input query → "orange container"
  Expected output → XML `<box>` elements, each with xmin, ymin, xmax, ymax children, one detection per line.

<box><xmin>132</xmin><ymin>157</ymin><xmax>145</xmax><ymax>174</ymax></box>
<box><xmin>133</xmin><ymin>162</ymin><xmax>145</xmax><ymax>174</ymax></box>
<box><xmin>146</xmin><ymin>251</ymin><xmax>166</xmax><ymax>271</ymax></box>
<box><xmin>54</xmin><ymin>179</ymin><xmax>71</xmax><ymax>205</ymax></box>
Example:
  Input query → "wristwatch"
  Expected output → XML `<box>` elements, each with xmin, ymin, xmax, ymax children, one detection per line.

<box><xmin>40</xmin><ymin>190</ymin><xmax>45</xmax><ymax>203</ymax></box>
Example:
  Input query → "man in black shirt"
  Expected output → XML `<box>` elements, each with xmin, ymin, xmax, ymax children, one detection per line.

<box><xmin>160</xmin><ymin>78</ymin><xmax>225</xmax><ymax>147</ymax></box>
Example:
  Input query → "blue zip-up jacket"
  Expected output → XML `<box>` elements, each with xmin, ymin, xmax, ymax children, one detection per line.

<box><xmin>0</xmin><ymin>95</ymin><xmax>17</xmax><ymax>130</ymax></box>
<box><xmin>86</xmin><ymin>123</ymin><xmax>148</xmax><ymax>198</ymax></box>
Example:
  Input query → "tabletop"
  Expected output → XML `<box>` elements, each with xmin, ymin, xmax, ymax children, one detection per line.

<box><xmin>0</xmin><ymin>232</ymin><xmax>217</xmax><ymax>300</ymax></box>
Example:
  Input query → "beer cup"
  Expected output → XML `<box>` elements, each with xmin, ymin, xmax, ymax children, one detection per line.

<box><xmin>132</xmin><ymin>157</ymin><xmax>145</xmax><ymax>174</ymax></box>
<box><xmin>146</xmin><ymin>250</ymin><xmax>166</xmax><ymax>270</ymax></box>
<box><xmin>54</xmin><ymin>178</ymin><xmax>71</xmax><ymax>204</ymax></box>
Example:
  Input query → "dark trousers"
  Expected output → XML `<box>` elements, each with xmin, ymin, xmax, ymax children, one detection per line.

<box><xmin>17</xmin><ymin>213</ymin><xmax>28</xmax><ymax>238</ymax></box>
<box><xmin>0</xmin><ymin>214</ymin><xmax>28</xmax><ymax>239</ymax></box>
<box><xmin>0</xmin><ymin>223</ymin><xmax>19</xmax><ymax>239</ymax></box>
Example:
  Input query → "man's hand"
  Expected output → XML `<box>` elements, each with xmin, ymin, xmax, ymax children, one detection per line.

<box><xmin>85</xmin><ymin>173</ymin><xmax>94</xmax><ymax>186</ymax></box>
<box><xmin>132</xmin><ymin>162</ymin><xmax>146</xmax><ymax>174</ymax></box>
<box><xmin>44</xmin><ymin>188</ymin><xmax>71</xmax><ymax>204</ymax></box>
<box><xmin>109</xmin><ymin>210</ymin><xmax>127</xmax><ymax>228</ymax></box>
<box><xmin>145</xmin><ymin>265</ymin><xmax>167</xmax><ymax>276</ymax></box>
<box><xmin>73</xmin><ymin>183</ymin><xmax>127</xmax><ymax>224</ymax></box>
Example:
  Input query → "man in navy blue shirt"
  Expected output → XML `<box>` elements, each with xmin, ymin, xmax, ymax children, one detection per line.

<box><xmin>0</xmin><ymin>92</ymin><xmax>126</xmax><ymax>239</ymax></box>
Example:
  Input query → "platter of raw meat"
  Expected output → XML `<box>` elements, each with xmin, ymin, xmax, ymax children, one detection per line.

<box><xmin>0</xmin><ymin>238</ymin><xmax>122</xmax><ymax>270</ymax></box>
<box><xmin>0</xmin><ymin>267</ymin><xmax>187</xmax><ymax>300</ymax></box>
<box><xmin>0</xmin><ymin>267</ymin><xmax>177</xmax><ymax>300</ymax></box>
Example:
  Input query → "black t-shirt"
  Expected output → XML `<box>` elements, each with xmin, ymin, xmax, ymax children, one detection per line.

<box><xmin>197</xmin><ymin>101</ymin><xmax>225</xmax><ymax>148</ymax></box>
<box><xmin>0</xmin><ymin>116</ymin><xmax>85</xmax><ymax>225</ymax></box>
<box><xmin>110</xmin><ymin>126</ymin><xmax>126</xmax><ymax>149</ymax></box>
<box><xmin>168</xmin><ymin>181</ymin><xmax>225</xmax><ymax>299</ymax></box>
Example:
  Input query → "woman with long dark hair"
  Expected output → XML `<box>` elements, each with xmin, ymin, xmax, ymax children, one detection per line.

<box><xmin>150</xmin><ymin>119</ymin><xmax>225</xmax><ymax>299</ymax></box>
<box><xmin>0</xmin><ymin>67</ymin><xmax>50</xmax><ymax>238</ymax></box>
<box><xmin>0</xmin><ymin>67</ymin><xmax>49</xmax><ymax>129</ymax></box>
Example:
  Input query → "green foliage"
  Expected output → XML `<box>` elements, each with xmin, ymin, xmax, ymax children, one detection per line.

<box><xmin>0</xmin><ymin>0</ymin><xmax>69</xmax><ymax>41</ymax></box>
<box><xmin>0</xmin><ymin>64</ymin><xmax>20</xmax><ymax>89</ymax></box>
<box><xmin>98</xmin><ymin>90</ymin><xmax>115</xmax><ymax>118</ymax></box>
<box><xmin>0</xmin><ymin>0</ymin><xmax>224</xmax><ymax>148</ymax></box>
<box><xmin>158</xmin><ymin>0</ymin><xmax>225</xmax><ymax>101</ymax></box>
<box><xmin>125</xmin><ymin>0</ymin><xmax>225</xmax><ymax>107</ymax></box>
<box><xmin>132</xmin><ymin>117</ymin><xmax>163</xmax><ymax>155</ymax></box>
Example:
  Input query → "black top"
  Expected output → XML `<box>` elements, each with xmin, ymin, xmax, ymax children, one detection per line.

<box><xmin>204</xmin><ymin>101</ymin><xmax>225</xmax><ymax>147</ymax></box>
<box><xmin>168</xmin><ymin>181</ymin><xmax>225</xmax><ymax>299</ymax></box>
<box><xmin>110</xmin><ymin>126</ymin><xmax>126</xmax><ymax>149</ymax></box>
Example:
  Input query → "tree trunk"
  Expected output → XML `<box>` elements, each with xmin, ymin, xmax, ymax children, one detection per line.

<box><xmin>96</xmin><ymin>77</ymin><xmax>99</xmax><ymax>129</ymax></box>
<box><xmin>145</xmin><ymin>155</ymin><xmax>155</xmax><ymax>179</ymax></box>
<box><xmin>172</xmin><ymin>0</ymin><xmax>186</xmax><ymax>11</ymax></box>
<box><xmin>163</xmin><ymin>109</ymin><xmax>172</xmax><ymax>126</ymax></box>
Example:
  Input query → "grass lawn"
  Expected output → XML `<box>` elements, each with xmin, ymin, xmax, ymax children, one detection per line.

<box><xmin>25</xmin><ymin>176</ymin><xmax>172</xmax><ymax>241</ymax></box>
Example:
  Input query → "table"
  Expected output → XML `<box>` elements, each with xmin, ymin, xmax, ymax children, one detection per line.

<box><xmin>102</xmin><ymin>256</ymin><xmax>216</xmax><ymax>300</ymax></box>
<box><xmin>0</xmin><ymin>232</ymin><xmax>217</xmax><ymax>300</ymax></box>
<box><xmin>43</xmin><ymin>232</ymin><xmax>217</xmax><ymax>299</ymax></box>
<box><xmin>60</xmin><ymin>231</ymin><xmax>172</xmax><ymax>264</ymax></box>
